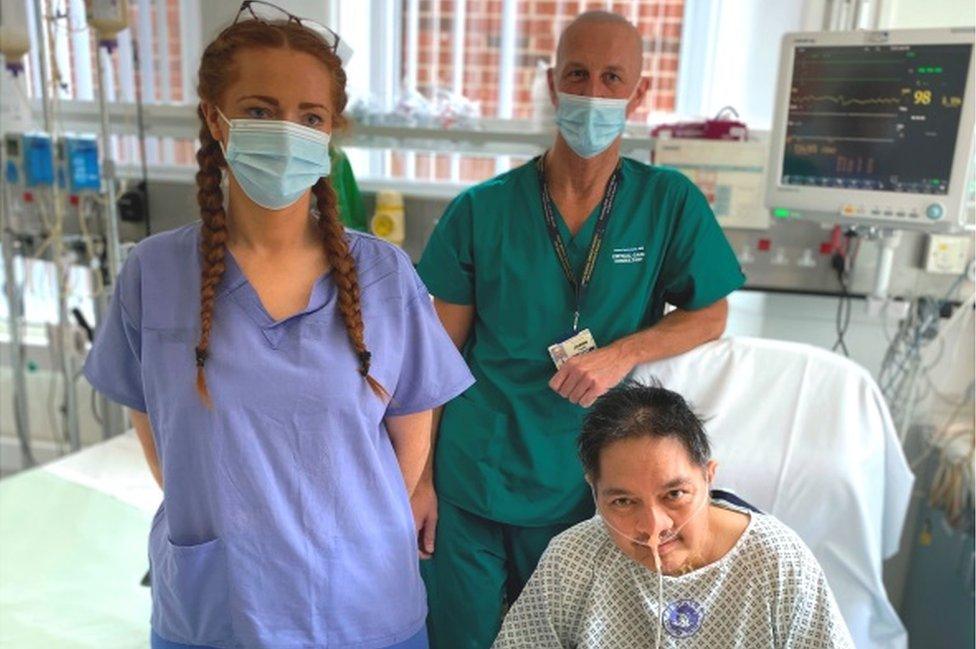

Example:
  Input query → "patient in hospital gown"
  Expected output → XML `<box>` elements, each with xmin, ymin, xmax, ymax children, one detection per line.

<box><xmin>493</xmin><ymin>382</ymin><xmax>854</xmax><ymax>649</ymax></box>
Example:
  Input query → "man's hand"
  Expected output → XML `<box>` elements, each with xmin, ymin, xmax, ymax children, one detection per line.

<box><xmin>547</xmin><ymin>300</ymin><xmax>730</xmax><ymax>408</ymax></box>
<box><xmin>411</xmin><ymin>479</ymin><xmax>438</xmax><ymax>559</ymax></box>
<box><xmin>548</xmin><ymin>344</ymin><xmax>632</xmax><ymax>408</ymax></box>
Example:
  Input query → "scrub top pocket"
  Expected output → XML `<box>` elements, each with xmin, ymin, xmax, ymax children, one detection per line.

<box><xmin>150</xmin><ymin>526</ymin><xmax>232</xmax><ymax>646</ymax></box>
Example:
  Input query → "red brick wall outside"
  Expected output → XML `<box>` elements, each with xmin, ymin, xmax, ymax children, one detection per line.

<box><xmin>101</xmin><ymin>0</ymin><xmax>185</xmax><ymax>103</ymax></box>
<box><xmin>28</xmin><ymin>0</ymin><xmax>191</xmax><ymax>164</ymax></box>
<box><xmin>392</xmin><ymin>0</ymin><xmax>684</xmax><ymax>182</ymax></box>
<box><xmin>28</xmin><ymin>1</ymin><xmax>682</xmax><ymax>183</ymax></box>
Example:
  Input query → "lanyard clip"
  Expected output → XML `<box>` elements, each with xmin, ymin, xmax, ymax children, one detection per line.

<box><xmin>573</xmin><ymin>310</ymin><xmax>580</xmax><ymax>333</ymax></box>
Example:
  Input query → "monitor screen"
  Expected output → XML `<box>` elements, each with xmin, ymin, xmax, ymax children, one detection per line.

<box><xmin>781</xmin><ymin>43</ymin><xmax>972</xmax><ymax>195</ymax></box>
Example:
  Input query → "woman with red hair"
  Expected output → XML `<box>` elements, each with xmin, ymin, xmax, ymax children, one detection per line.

<box><xmin>84</xmin><ymin>3</ymin><xmax>473</xmax><ymax>647</ymax></box>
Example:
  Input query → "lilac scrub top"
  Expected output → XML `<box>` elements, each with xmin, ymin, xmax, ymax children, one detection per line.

<box><xmin>83</xmin><ymin>223</ymin><xmax>474</xmax><ymax>648</ymax></box>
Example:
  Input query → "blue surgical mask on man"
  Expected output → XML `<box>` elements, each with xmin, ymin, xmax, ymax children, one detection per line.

<box><xmin>217</xmin><ymin>108</ymin><xmax>332</xmax><ymax>211</ymax></box>
<box><xmin>554</xmin><ymin>91</ymin><xmax>630</xmax><ymax>159</ymax></box>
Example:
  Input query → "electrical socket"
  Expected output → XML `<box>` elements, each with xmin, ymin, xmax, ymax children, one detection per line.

<box><xmin>924</xmin><ymin>234</ymin><xmax>970</xmax><ymax>275</ymax></box>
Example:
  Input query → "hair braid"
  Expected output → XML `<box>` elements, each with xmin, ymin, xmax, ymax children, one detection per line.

<box><xmin>312</xmin><ymin>178</ymin><xmax>386</xmax><ymax>398</ymax></box>
<box><xmin>194</xmin><ymin>106</ymin><xmax>229</xmax><ymax>406</ymax></box>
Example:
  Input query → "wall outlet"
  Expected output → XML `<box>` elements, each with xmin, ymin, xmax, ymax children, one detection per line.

<box><xmin>923</xmin><ymin>235</ymin><xmax>971</xmax><ymax>275</ymax></box>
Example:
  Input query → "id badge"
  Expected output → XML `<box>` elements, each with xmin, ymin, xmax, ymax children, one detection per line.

<box><xmin>548</xmin><ymin>328</ymin><xmax>597</xmax><ymax>368</ymax></box>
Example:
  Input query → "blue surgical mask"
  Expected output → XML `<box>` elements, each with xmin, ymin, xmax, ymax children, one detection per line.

<box><xmin>554</xmin><ymin>92</ymin><xmax>629</xmax><ymax>159</ymax></box>
<box><xmin>217</xmin><ymin>109</ymin><xmax>332</xmax><ymax>211</ymax></box>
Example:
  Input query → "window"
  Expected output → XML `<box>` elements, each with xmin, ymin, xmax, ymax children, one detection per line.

<box><xmin>12</xmin><ymin>1</ymin><xmax>689</xmax><ymax>188</ymax></box>
<box><xmin>401</xmin><ymin>0</ymin><xmax>683</xmax><ymax>121</ymax></box>
<box><xmin>21</xmin><ymin>0</ymin><xmax>195</xmax><ymax>166</ymax></box>
<box><xmin>344</xmin><ymin>0</ymin><xmax>686</xmax><ymax>183</ymax></box>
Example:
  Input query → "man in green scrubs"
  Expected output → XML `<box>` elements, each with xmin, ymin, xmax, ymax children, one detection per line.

<box><xmin>414</xmin><ymin>11</ymin><xmax>745</xmax><ymax>648</ymax></box>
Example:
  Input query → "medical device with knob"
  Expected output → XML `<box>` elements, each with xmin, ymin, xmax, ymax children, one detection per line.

<box><xmin>766</xmin><ymin>28</ymin><xmax>975</xmax><ymax>235</ymax></box>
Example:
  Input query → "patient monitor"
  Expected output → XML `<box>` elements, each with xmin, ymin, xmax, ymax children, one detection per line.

<box><xmin>765</xmin><ymin>28</ymin><xmax>975</xmax><ymax>233</ymax></box>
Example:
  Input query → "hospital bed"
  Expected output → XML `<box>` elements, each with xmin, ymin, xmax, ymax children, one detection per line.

<box><xmin>632</xmin><ymin>336</ymin><xmax>914</xmax><ymax>649</ymax></box>
<box><xmin>0</xmin><ymin>432</ymin><xmax>160</xmax><ymax>648</ymax></box>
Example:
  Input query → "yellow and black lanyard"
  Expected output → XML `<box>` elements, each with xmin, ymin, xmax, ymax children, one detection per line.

<box><xmin>537</xmin><ymin>154</ymin><xmax>622</xmax><ymax>333</ymax></box>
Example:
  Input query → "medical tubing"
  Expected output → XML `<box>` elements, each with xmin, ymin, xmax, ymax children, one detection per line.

<box><xmin>594</xmin><ymin>490</ymin><xmax>711</xmax><ymax>649</ymax></box>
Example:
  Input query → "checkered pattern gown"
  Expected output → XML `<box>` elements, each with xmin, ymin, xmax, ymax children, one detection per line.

<box><xmin>493</xmin><ymin>504</ymin><xmax>855</xmax><ymax>649</ymax></box>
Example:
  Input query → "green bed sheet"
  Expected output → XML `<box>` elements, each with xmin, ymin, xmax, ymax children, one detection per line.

<box><xmin>0</xmin><ymin>470</ymin><xmax>152</xmax><ymax>647</ymax></box>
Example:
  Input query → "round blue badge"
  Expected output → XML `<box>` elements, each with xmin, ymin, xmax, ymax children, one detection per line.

<box><xmin>663</xmin><ymin>600</ymin><xmax>705</xmax><ymax>638</ymax></box>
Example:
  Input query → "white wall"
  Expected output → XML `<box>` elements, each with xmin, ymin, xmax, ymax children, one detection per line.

<box><xmin>878</xmin><ymin>0</ymin><xmax>975</xmax><ymax>28</ymax></box>
<box><xmin>725</xmin><ymin>291</ymin><xmax>899</xmax><ymax>377</ymax></box>
<box><xmin>695</xmin><ymin>0</ymin><xmax>808</xmax><ymax>128</ymax></box>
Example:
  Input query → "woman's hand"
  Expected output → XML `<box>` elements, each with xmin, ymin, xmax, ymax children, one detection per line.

<box><xmin>411</xmin><ymin>479</ymin><xmax>438</xmax><ymax>559</ymax></box>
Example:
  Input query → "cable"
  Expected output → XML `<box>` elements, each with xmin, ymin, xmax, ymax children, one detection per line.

<box><xmin>45</xmin><ymin>325</ymin><xmax>68</xmax><ymax>450</ymax></box>
<box><xmin>89</xmin><ymin>379</ymin><xmax>104</xmax><ymax>426</ymax></box>
<box><xmin>131</xmin><ymin>42</ymin><xmax>152</xmax><ymax>238</ymax></box>
<box><xmin>880</xmin><ymin>274</ymin><xmax>973</xmax><ymax>450</ymax></box>
<box><xmin>70</xmin><ymin>307</ymin><xmax>93</xmax><ymax>342</ymax></box>
<box><xmin>76</xmin><ymin>196</ymin><xmax>106</xmax><ymax>298</ymax></box>
<box><xmin>830</xmin><ymin>230</ymin><xmax>858</xmax><ymax>356</ymax></box>
<box><xmin>51</xmin><ymin>6</ymin><xmax>90</xmax><ymax>34</ymax></box>
<box><xmin>882</xmin><ymin>283</ymin><xmax>963</xmax><ymax>400</ymax></box>
<box><xmin>40</xmin><ymin>2</ymin><xmax>78</xmax><ymax>456</ymax></box>
<box><xmin>9</xmin><ymin>66</ymin><xmax>36</xmax><ymax>123</ymax></box>
<box><xmin>833</xmin><ymin>287</ymin><xmax>852</xmax><ymax>356</ymax></box>
<box><xmin>831</xmin><ymin>276</ymin><xmax>849</xmax><ymax>356</ymax></box>
<box><xmin>714</xmin><ymin>105</ymin><xmax>740</xmax><ymax>120</ymax></box>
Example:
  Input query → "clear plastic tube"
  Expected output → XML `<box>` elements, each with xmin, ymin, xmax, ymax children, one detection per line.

<box><xmin>593</xmin><ymin>488</ymin><xmax>712</xmax><ymax>649</ymax></box>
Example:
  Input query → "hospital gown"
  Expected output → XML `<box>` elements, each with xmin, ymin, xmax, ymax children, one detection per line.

<box><xmin>493</xmin><ymin>503</ymin><xmax>855</xmax><ymax>649</ymax></box>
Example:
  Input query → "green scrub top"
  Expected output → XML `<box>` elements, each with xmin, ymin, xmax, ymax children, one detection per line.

<box><xmin>330</xmin><ymin>146</ymin><xmax>368</xmax><ymax>232</ymax></box>
<box><xmin>417</xmin><ymin>156</ymin><xmax>745</xmax><ymax>526</ymax></box>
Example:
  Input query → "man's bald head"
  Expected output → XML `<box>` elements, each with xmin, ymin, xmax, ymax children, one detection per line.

<box><xmin>556</xmin><ymin>11</ymin><xmax>643</xmax><ymax>74</ymax></box>
<box><xmin>548</xmin><ymin>10</ymin><xmax>648</xmax><ymax>107</ymax></box>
